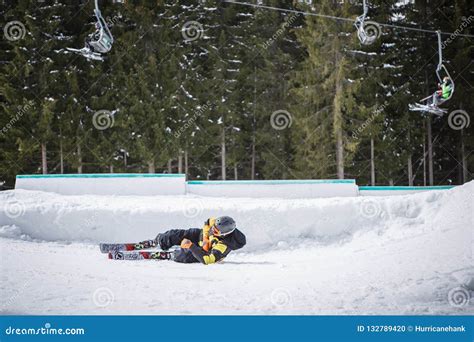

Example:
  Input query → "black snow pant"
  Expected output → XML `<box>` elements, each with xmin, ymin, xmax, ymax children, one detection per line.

<box><xmin>157</xmin><ymin>228</ymin><xmax>201</xmax><ymax>264</ymax></box>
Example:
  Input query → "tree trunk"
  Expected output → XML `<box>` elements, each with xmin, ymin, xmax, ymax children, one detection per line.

<box><xmin>184</xmin><ymin>149</ymin><xmax>189</xmax><ymax>177</ymax></box>
<box><xmin>251</xmin><ymin>66</ymin><xmax>257</xmax><ymax>181</ymax></box>
<box><xmin>336</xmin><ymin>127</ymin><xmax>344</xmax><ymax>179</ymax></box>
<box><xmin>59</xmin><ymin>139</ymin><xmax>64</xmax><ymax>174</ymax></box>
<box><xmin>427</xmin><ymin>117</ymin><xmax>434</xmax><ymax>185</ymax></box>
<box><xmin>407</xmin><ymin>129</ymin><xmax>413</xmax><ymax>186</ymax></box>
<box><xmin>460</xmin><ymin>129</ymin><xmax>467</xmax><ymax>184</ymax></box>
<box><xmin>41</xmin><ymin>143</ymin><xmax>48</xmax><ymax>174</ymax></box>
<box><xmin>422</xmin><ymin>121</ymin><xmax>427</xmax><ymax>186</ymax></box>
<box><xmin>234</xmin><ymin>164</ymin><xmax>238</xmax><ymax>180</ymax></box>
<box><xmin>178</xmin><ymin>152</ymin><xmax>183</xmax><ymax>174</ymax></box>
<box><xmin>109</xmin><ymin>164</ymin><xmax>114</xmax><ymax>173</ymax></box>
<box><xmin>77</xmin><ymin>142</ymin><xmax>82</xmax><ymax>174</ymax></box>
<box><xmin>408</xmin><ymin>154</ymin><xmax>413</xmax><ymax>186</ymax></box>
<box><xmin>370</xmin><ymin>137</ymin><xmax>375</xmax><ymax>186</ymax></box>
<box><xmin>221</xmin><ymin>127</ymin><xmax>226</xmax><ymax>180</ymax></box>
<box><xmin>251</xmin><ymin>135</ymin><xmax>256</xmax><ymax>180</ymax></box>
<box><xmin>167</xmin><ymin>159</ymin><xmax>172</xmax><ymax>173</ymax></box>
<box><xmin>407</xmin><ymin>153</ymin><xmax>413</xmax><ymax>186</ymax></box>
<box><xmin>457</xmin><ymin>150</ymin><xmax>463</xmax><ymax>185</ymax></box>
<box><xmin>148</xmin><ymin>158</ymin><xmax>155</xmax><ymax>173</ymax></box>
<box><xmin>334</xmin><ymin>54</ymin><xmax>344</xmax><ymax>179</ymax></box>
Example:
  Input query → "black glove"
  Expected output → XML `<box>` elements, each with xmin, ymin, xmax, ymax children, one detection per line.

<box><xmin>154</xmin><ymin>233</ymin><xmax>169</xmax><ymax>251</ymax></box>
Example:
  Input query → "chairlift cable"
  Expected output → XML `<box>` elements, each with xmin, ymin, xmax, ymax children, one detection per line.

<box><xmin>223</xmin><ymin>0</ymin><xmax>474</xmax><ymax>39</ymax></box>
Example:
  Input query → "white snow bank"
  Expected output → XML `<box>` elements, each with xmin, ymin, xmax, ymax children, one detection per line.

<box><xmin>0</xmin><ymin>182</ymin><xmax>472</xmax><ymax>253</ymax></box>
<box><xmin>0</xmin><ymin>225</ymin><xmax>32</xmax><ymax>241</ymax></box>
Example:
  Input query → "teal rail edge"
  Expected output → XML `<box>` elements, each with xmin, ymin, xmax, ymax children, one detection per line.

<box><xmin>359</xmin><ymin>185</ymin><xmax>454</xmax><ymax>191</ymax></box>
<box><xmin>17</xmin><ymin>173</ymin><xmax>185</xmax><ymax>179</ymax></box>
<box><xmin>188</xmin><ymin>179</ymin><xmax>356</xmax><ymax>185</ymax></box>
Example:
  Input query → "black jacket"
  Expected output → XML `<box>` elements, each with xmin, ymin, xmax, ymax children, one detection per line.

<box><xmin>190</xmin><ymin>228</ymin><xmax>246</xmax><ymax>265</ymax></box>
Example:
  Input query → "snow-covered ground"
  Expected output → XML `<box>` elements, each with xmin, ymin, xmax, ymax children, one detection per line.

<box><xmin>0</xmin><ymin>182</ymin><xmax>473</xmax><ymax>315</ymax></box>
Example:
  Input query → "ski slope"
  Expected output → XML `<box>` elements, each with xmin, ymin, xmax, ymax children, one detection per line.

<box><xmin>0</xmin><ymin>182</ymin><xmax>473</xmax><ymax>315</ymax></box>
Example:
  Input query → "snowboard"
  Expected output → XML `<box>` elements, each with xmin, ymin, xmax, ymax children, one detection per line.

<box><xmin>100</xmin><ymin>239</ymin><xmax>157</xmax><ymax>253</ymax></box>
<box><xmin>108</xmin><ymin>251</ymin><xmax>172</xmax><ymax>261</ymax></box>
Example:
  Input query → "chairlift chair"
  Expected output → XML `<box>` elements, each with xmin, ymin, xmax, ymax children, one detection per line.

<box><xmin>409</xmin><ymin>31</ymin><xmax>455</xmax><ymax>116</ymax></box>
<box><xmin>89</xmin><ymin>0</ymin><xmax>114</xmax><ymax>54</ymax></box>
<box><xmin>66</xmin><ymin>0</ymin><xmax>114</xmax><ymax>61</ymax></box>
<box><xmin>354</xmin><ymin>0</ymin><xmax>377</xmax><ymax>45</ymax></box>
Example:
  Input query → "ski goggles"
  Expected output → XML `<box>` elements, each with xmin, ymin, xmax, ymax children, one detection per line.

<box><xmin>210</xmin><ymin>225</ymin><xmax>235</xmax><ymax>237</ymax></box>
<box><xmin>210</xmin><ymin>225</ymin><xmax>221</xmax><ymax>236</ymax></box>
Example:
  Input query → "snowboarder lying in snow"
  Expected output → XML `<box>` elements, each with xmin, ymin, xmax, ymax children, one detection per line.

<box><xmin>102</xmin><ymin>216</ymin><xmax>246</xmax><ymax>264</ymax></box>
